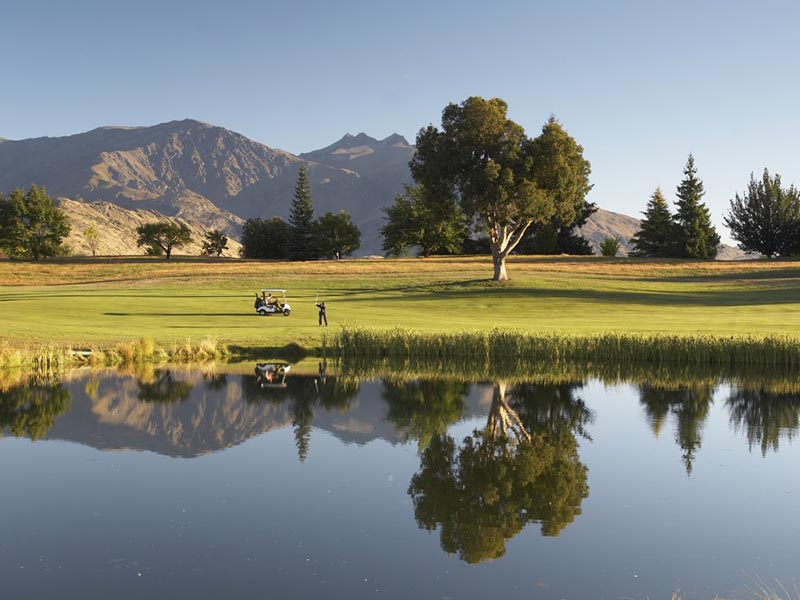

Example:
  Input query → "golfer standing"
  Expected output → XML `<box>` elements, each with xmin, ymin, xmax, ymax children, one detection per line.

<box><xmin>316</xmin><ymin>301</ymin><xmax>328</xmax><ymax>326</ymax></box>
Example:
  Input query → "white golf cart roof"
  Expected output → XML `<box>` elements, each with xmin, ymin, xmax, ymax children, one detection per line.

<box><xmin>260</xmin><ymin>289</ymin><xmax>286</xmax><ymax>293</ymax></box>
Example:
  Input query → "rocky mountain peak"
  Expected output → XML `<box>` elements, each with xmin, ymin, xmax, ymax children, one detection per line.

<box><xmin>380</xmin><ymin>133</ymin><xmax>410</xmax><ymax>147</ymax></box>
<box><xmin>333</xmin><ymin>132</ymin><xmax>379</xmax><ymax>148</ymax></box>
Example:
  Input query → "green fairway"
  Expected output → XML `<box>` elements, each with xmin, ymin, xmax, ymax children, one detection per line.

<box><xmin>1</xmin><ymin>255</ymin><xmax>800</xmax><ymax>351</ymax></box>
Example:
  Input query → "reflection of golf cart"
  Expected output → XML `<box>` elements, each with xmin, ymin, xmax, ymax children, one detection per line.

<box><xmin>254</xmin><ymin>289</ymin><xmax>291</xmax><ymax>316</ymax></box>
<box><xmin>254</xmin><ymin>362</ymin><xmax>291</xmax><ymax>388</ymax></box>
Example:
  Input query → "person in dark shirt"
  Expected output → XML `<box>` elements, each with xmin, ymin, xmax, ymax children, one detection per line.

<box><xmin>315</xmin><ymin>301</ymin><xmax>327</xmax><ymax>326</ymax></box>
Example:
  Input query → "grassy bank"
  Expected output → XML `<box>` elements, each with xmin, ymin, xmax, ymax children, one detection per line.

<box><xmin>1</xmin><ymin>255</ymin><xmax>799</xmax><ymax>354</ymax></box>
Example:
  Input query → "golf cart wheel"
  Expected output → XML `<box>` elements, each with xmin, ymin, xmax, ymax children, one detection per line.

<box><xmin>283</xmin><ymin>308</ymin><xmax>291</xmax><ymax>316</ymax></box>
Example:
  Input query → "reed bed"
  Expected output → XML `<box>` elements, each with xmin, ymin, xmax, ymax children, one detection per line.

<box><xmin>0</xmin><ymin>336</ymin><xmax>230</xmax><ymax>374</ymax></box>
<box><xmin>333</xmin><ymin>327</ymin><xmax>800</xmax><ymax>371</ymax></box>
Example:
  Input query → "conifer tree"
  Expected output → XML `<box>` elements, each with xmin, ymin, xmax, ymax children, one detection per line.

<box><xmin>288</xmin><ymin>166</ymin><xmax>317</xmax><ymax>260</ymax></box>
<box><xmin>630</xmin><ymin>187</ymin><xmax>676</xmax><ymax>257</ymax></box>
<box><xmin>673</xmin><ymin>155</ymin><xmax>719</xmax><ymax>259</ymax></box>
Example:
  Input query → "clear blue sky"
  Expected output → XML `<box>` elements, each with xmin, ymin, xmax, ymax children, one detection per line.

<box><xmin>2</xmin><ymin>0</ymin><xmax>799</xmax><ymax>239</ymax></box>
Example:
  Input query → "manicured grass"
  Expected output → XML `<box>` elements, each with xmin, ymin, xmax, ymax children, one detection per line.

<box><xmin>1</xmin><ymin>255</ymin><xmax>799</xmax><ymax>352</ymax></box>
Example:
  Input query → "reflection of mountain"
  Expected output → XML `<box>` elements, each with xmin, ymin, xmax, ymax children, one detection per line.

<box><xmin>48</xmin><ymin>373</ymin><xmax>293</xmax><ymax>457</ymax></box>
<box><xmin>37</xmin><ymin>372</ymin><xmax>490</xmax><ymax>458</ymax></box>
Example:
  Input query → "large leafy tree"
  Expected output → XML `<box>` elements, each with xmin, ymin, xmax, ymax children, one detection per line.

<box><xmin>381</xmin><ymin>184</ymin><xmax>469</xmax><ymax>257</ymax></box>
<box><xmin>411</xmin><ymin>98</ymin><xmax>591</xmax><ymax>280</ymax></box>
<box><xmin>412</xmin><ymin>98</ymin><xmax>550</xmax><ymax>280</ymax></box>
<box><xmin>0</xmin><ymin>185</ymin><xmax>71</xmax><ymax>259</ymax></box>
<box><xmin>135</xmin><ymin>221</ymin><xmax>192</xmax><ymax>259</ymax></box>
<box><xmin>288</xmin><ymin>165</ymin><xmax>317</xmax><ymax>261</ymax></box>
<box><xmin>239</xmin><ymin>217</ymin><xmax>290</xmax><ymax>259</ymax></box>
<box><xmin>315</xmin><ymin>211</ymin><xmax>361</xmax><ymax>258</ymax></box>
<box><xmin>673</xmin><ymin>155</ymin><xmax>720</xmax><ymax>259</ymax></box>
<box><xmin>724</xmin><ymin>169</ymin><xmax>800</xmax><ymax>257</ymax></box>
<box><xmin>630</xmin><ymin>187</ymin><xmax>677</xmax><ymax>257</ymax></box>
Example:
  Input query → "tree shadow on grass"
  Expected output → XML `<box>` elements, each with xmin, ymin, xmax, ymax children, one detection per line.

<box><xmin>340</xmin><ymin>283</ymin><xmax>800</xmax><ymax>308</ymax></box>
<box><xmin>103</xmin><ymin>312</ymin><xmax>255</xmax><ymax>317</ymax></box>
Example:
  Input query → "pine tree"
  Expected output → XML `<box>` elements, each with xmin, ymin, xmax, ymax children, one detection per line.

<box><xmin>673</xmin><ymin>155</ymin><xmax>720</xmax><ymax>259</ymax></box>
<box><xmin>630</xmin><ymin>187</ymin><xmax>677</xmax><ymax>257</ymax></box>
<box><xmin>288</xmin><ymin>166</ymin><xmax>317</xmax><ymax>260</ymax></box>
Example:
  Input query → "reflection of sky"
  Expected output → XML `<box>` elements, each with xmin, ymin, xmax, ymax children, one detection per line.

<box><xmin>1</xmin><ymin>376</ymin><xmax>799</xmax><ymax>599</ymax></box>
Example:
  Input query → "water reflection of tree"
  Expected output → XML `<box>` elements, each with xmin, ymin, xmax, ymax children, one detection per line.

<box><xmin>241</xmin><ymin>368</ymin><xmax>360</xmax><ymax>462</ymax></box>
<box><xmin>638</xmin><ymin>383</ymin><xmax>714</xmax><ymax>475</ymax></box>
<box><xmin>0</xmin><ymin>381</ymin><xmax>71</xmax><ymax>440</ymax></box>
<box><xmin>508</xmin><ymin>381</ymin><xmax>593</xmax><ymax>439</ymax></box>
<box><xmin>408</xmin><ymin>381</ymin><xmax>589</xmax><ymax>563</ymax></box>
<box><xmin>137</xmin><ymin>370</ymin><xmax>194</xmax><ymax>403</ymax></box>
<box><xmin>382</xmin><ymin>379</ymin><xmax>469</xmax><ymax>449</ymax></box>
<box><xmin>726</xmin><ymin>388</ymin><xmax>800</xmax><ymax>455</ymax></box>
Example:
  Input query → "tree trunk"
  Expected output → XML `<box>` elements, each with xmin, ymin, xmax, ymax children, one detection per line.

<box><xmin>492</xmin><ymin>252</ymin><xmax>508</xmax><ymax>282</ymax></box>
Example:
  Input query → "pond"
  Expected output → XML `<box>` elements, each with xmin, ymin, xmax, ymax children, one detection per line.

<box><xmin>2</xmin><ymin>362</ymin><xmax>799</xmax><ymax>599</ymax></box>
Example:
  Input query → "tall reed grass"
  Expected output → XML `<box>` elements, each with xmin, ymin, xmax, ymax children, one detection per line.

<box><xmin>0</xmin><ymin>336</ymin><xmax>229</xmax><ymax>375</ymax></box>
<box><xmin>333</xmin><ymin>327</ymin><xmax>800</xmax><ymax>370</ymax></box>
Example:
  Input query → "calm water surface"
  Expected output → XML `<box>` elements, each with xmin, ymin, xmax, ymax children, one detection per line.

<box><xmin>1</xmin><ymin>364</ymin><xmax>799</xmax><ymax>599</ymax></box>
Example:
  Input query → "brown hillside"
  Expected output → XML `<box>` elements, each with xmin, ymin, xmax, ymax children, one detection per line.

<box><xmin>59</xmin><ymin>198</ymin><xmax>242</xmax><ymax>257</ymax></box>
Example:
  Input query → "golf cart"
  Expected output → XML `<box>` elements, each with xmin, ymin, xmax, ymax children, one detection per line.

<box><xmin>254</xmin><ymin>362</ymin><xmax>291</xmax><ymax>388</ymax></box>
<box><xmin>254</xmin><ymin>289</ymin><xmax>291</xmax><ymax>316</ymax></box>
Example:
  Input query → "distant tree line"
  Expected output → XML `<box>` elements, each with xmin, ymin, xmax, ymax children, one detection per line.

<box><xmin>377</xmin><ymin>95</ymin><xmax>800</xmax><ymax>276</ymax></box>
<box><xmin>630</xmin><ymin>155</ymin><xmax>720</xmax><ymax>259</ymax></box>
<box><xmin>240</xmin><ymin>165</ymin><xmax>361</xmax><ymax>260</ymax></box>
<box><xmin>631</xmin><ymin>158</ymin><xmax>800</xmax><ymax>259</ymax></box>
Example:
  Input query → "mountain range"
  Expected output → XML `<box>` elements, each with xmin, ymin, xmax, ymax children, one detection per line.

<box><xmin>0</xmin><ymin>120</ymin><xmax>743</xmax><ymax>258</ymax></box>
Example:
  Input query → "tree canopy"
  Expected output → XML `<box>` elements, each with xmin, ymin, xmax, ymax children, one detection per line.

<box><xmin>239</xmin><ymin>217</ymin><xmax>289</xmax><ymax>259</ymax></box>
<box><xmin>0</xmin><ymin>185</ymin><xmax>71</xmax><ymax>259</ymax></box>
<box><xmin>136</xmin><ymin>221</ymin><xmax>192</xmax><ymax>259</ymax></box>
<box><xmin>315</xmin><ymin>211</ymin><xmax>361</xmax><ymax>258</ymax></box>
<box><xmin>381</xmin><ymin>184</ymin><xmax>469</xmax><ymax>257</ymax></box>
<box><xmin>408</xmin><ymin>98</ymin><xmax>591</xmax><ymax>280</ymax></box>
<box><xmin>724</xmin><ymin>169</ymin><xmax>800</xmax><ymax>257</ymax></box>
<box><xmin>201</xmin><ymin>229</ymin><xmax>229</xmax><ymax>257</ymax></box>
